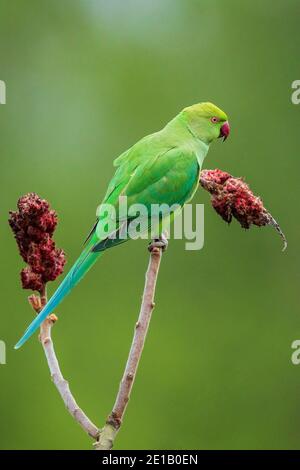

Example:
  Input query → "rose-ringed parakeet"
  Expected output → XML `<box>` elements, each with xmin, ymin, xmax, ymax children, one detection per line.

<box><xmin>15</xmin><ymin>102</ymin><xmax>230</xmax><ymax>349</ymax></box>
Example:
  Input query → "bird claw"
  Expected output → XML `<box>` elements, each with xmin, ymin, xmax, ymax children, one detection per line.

<box><xmin>148</xmin><ymin>234</ymin><xmax>168</xmax><ymax>253</ymax></box>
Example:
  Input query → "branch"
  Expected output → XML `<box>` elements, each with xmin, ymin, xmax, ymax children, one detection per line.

<box><xmin>28</xmin><ymin>289</ymin><xmax>99</xmax><ymax>440</ymax></box>
<box><xmin>13</xmin><ymin>193</ymin><xmax>166</xmax><ymax>449</ymax></box>
<box><xmin>95</xmin><ymin>240</ymin><xmax>164</xmax><ymax>450</ymax></box>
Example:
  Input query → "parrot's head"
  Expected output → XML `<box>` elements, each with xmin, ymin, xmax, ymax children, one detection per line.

<box><xmin>182</xmin><ymin>102</ymin><xmax>230</xmax><ymax>145</ymax></box>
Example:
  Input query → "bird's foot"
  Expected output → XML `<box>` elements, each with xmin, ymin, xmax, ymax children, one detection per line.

<box><xmin>148</xmin><ymin>233</ymin><xmax>168</xmax><ymax>253</ymax></box>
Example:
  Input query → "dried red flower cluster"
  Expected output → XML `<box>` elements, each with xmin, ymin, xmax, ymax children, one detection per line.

<box><xmin>9</xmin><ymin>193</ymin><xmax>66</xmax><ymax>292</ymax></box>
<box><xmin>200</xmin><ymin>169</ymin><xmax>287</xmax><ymax>250</ymax></box>
<box><xmin>200</xmin><ymin>169</ymin><xmax>269</xmax><ymax>228</ymax></box>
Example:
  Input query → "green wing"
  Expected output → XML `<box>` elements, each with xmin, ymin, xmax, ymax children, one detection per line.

<box><xmin>100</xmin><ymin>134</ymin><xmax>168</xmax><ymax>208</ymax></box>
<box><xmin>89</xmin><ymin>144</ymin><xmax>200</xmax><ymax>251</ymax></box>
<box><xmin>124</xmin><ymin>147</ymin><xmax>199</xmax><ymax>209</ymax></box>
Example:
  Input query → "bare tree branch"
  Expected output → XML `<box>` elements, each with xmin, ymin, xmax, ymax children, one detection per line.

<box><xmin>95</xmin><ymin>240</ymin><xmax>164</xmax><ymax>450</ymax></box>
<box><xmin>28</xmin><ymin>289</ymin><xmax>99</xmax><ymax>439</ymax></box>
<box><xmin>27</xmin><ymin>237</ymin><xmax>164</xmax><ymax>449</ymax></box>
<box><xmin>12</xmin><ymin>192</ymin><xmax>167</xmax><ymax>449</ymax></box>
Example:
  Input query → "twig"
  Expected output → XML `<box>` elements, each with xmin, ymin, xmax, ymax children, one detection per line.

<box><xmin>28</xmin><ymin>287</ymin><xmax>99</xmax><ymax>439</ymax></box>
<box><xmin>13</xmin><ymin>193</ymin><xmax>166</xmax><ymax>449</ymax></box>
<box><xmin>95</xmin><ymin>241</ymin><xmax>164</xmax><ymax>450</ymax></box>
<box><xmin>28</xmin><ymin>238</ymin><xmax>163</xmax><ymax>449</ymax></box>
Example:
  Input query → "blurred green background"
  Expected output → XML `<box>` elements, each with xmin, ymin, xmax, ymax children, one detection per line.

<box><xmin>0</xmin><ymin>0</ymin><xmax>299</xmax><ymax>450</ymax></box>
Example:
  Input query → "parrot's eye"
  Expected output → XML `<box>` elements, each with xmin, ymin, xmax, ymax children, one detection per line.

<box><xmin>211</xmin><ymin>116</ymin><xmax>219</xmax><ymax>123</ymax></box>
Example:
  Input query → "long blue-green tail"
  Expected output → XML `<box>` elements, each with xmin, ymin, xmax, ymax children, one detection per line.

<box><xmin>14</xmin><ymin>243</ymin><xmax>102</xmax><ymax>349</ymax></box>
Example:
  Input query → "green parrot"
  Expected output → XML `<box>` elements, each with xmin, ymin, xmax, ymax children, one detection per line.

<box><xmin>15</xmin><ymin>102</ymin><xmax>230</xmax><ymax>349</ymax></box>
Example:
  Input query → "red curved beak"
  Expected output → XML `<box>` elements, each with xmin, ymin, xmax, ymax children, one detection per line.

<box><xmin>220</xmin><ymin>121</ymin><xmax>230</xmax><ymax>141</ymax></box>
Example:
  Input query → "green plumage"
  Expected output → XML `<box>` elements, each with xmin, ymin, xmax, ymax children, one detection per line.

<box><xmin>15</xmin><ymin>102</ymin><xmax>228</xmax><ymax>349</ymax></box>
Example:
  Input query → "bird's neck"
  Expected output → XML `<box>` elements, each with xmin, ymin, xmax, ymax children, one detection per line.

<box><xmin>163</xmin><ymin>113</ymin><xmax>209</xmax><ymax>164</ymax></box>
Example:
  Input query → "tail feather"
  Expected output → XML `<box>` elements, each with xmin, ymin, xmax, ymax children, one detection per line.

<box><xmin>14</xmin><ymin>246</ymin><xmax>102</xmax><ymax>349</ymax></box>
